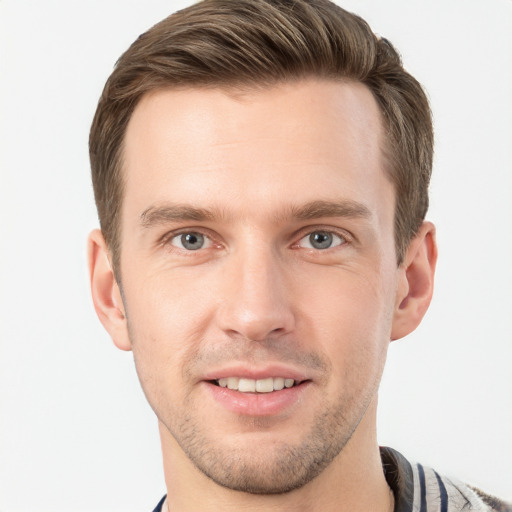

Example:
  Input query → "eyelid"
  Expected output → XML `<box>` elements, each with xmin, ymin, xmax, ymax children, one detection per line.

<box><xmin>159</xmin><ymin>227</ymin><xmax>221</xmax><ymax>250</ymax></box>
<box><xmin>292</xmin><ymin>225</ymin><xmax>353</xmax><ymax>248</ymax></box>
<box><xmin>299</xmin><ymin>232</ymin><xmax>344</xmax><ymax>249</ymax></box>
<box><xmin>157</xmin><ymin>224</ymin><xmax>354</xmax><ymax>252</ymax></box>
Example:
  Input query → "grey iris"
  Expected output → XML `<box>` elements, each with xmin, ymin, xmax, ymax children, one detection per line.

<box><xmin>181</xmin><ymin>233</ymin><xmax>204</xmax><ymax>250</ymax></box>
<box><xmin>309</xmin><ymin>231</ymin><xmax>333</xmax><ymax>249</ymax></box>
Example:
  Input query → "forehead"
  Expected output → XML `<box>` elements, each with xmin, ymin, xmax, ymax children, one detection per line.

<box><xmin>121</xmin><ymin>79</ymin><xmax>391</xmax><ymax>224</ymax></box>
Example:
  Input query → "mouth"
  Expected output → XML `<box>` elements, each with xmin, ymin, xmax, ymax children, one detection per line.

<box><xmin>204</xmin><ymin>373</ymin><xmax>312</xmax><ymax>416</ymax></box>
<box><xmin>210</xmin><ymin>377</ymin><xmax>305</xmax><ymax>393</ymax></box>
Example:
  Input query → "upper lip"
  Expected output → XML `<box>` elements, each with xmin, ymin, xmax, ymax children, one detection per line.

<box><xmin>201</xmin><ymin>364</ymin><xmax>311</xmax><ymax>383</ymax></box>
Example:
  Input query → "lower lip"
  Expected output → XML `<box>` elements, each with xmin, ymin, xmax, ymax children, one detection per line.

<box><xmin>204</xmin><ymin>381</ymin><xmax>311</xmax><ymax>416</ymax></box>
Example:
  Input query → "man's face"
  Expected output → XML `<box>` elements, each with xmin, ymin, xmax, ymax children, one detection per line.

<box><xmin>117</xmin><ymin>79</ymin><xmax>402</xmax><ymax>493</ymax></box>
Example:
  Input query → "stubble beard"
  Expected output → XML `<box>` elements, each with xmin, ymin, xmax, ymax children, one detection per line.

<box><xmin>161</xmin><ymin>389</ymin><xmax>369</xmax><ymax>495</ymax></box>
<box><xmin>127</xmin><ymin>317</ymin><xmax>380</xmax><ymax>496</ymax></box>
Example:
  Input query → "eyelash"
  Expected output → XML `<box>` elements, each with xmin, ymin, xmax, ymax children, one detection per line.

<box><xmin>160</xmin><ymin>226</ymin><xmax>352</xmax><ymax>253</ymax></box>
<box><xmin>294</xmin><ymin>230</ymin><xmax>348</xmax><ymax>250</ymax></box>
<box><xmin>160</xmin><ymin>228</ymin><xmax>220</xmax><ymax>252</ymax></box>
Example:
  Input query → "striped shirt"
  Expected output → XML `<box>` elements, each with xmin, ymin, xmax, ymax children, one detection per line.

<box><xmin>151</xmin><ymin>447</ymin><xmax>511</xmax><ymax>512</ymax></box>
<box><xmin>381</xmin><ymin>447</ymin><xmax>511</xmax><ymax>512</ymax></box>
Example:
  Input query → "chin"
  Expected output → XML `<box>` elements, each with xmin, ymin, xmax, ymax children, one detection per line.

<box><xmin>170</xmin><ymin>405</ymin><xmax>357</xmax><ymax>495</ymax></box>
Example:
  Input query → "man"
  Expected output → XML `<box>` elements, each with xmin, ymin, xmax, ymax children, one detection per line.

<box><xmin>87</xmin><ymin>1</ymin><xmax>510</xmax><ymax>511</ymax></box>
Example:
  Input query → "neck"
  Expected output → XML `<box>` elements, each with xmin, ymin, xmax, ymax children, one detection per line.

<box><xmin>159</xmin><ymin>398</ymin><xmax>391</xmax><ymax>512</ymax></box>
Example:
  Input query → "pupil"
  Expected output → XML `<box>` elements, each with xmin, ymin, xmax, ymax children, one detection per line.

<box><xmin>310</xmin><ymin>232</ymin><xmax>332</xmax><ymax>249</ymax></box>
<box><xmin>182</xmin><ymin>233</ymin><xmax>204</xmax><ymax>250</ymax></box>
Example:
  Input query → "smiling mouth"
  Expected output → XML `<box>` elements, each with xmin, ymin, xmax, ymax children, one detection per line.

<box><xmin>211</xmin><ymin>377</ymin><xmax>304</xmax><ymax>393</ymax></box>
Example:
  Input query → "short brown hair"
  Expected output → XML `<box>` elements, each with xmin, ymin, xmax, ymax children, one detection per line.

<box><xmin>90</xmin><ymin>0</ymin><xmax>433</xmax><ymax>274</ymax></box>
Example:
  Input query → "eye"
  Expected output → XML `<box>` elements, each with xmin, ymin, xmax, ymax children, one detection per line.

<box><xmin>170</xmin><ymin>232</ymin><xmax>211</xmax><ymax>251</ymax></box>
<box><xmin>298</xmin><ymin>230</ymin><xmax>345</xmax><ymax>250</ymax></box>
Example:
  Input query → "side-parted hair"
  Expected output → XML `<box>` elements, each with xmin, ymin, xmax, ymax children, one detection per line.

<box><xmin>90</xmin><ymin>0</ymin><xmax>433</xmax><ymax>275</ymax></box>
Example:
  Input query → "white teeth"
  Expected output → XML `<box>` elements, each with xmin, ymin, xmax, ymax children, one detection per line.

<box><xmin>255</xmin><ymin>377</ymin><xmax>274</xmax><ymax>393</ymax></box>
<box><xmin>227</xmin><ymin>377</ymin><xmax>239</xmax><ymax>390</ymax></box>
<box><xmin>216</xmin><ymin>377</ymin><xmax>297</xmax><ymax>392</ymax></box>
<box><xmin>273</xmin><ymin>377</ymin><xmax>285</xmax><ymax>390</ymax></box>
<box><xmin>238</xmin><ymin>378</ymin><xmax>256</xmax><ymax>392</ymax></box>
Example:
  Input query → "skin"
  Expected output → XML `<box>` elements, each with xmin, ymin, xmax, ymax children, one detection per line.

<box><xmin>89</xmin><ymin>79</ymin><xmax>437</xmax><ymax>512</ymax></box>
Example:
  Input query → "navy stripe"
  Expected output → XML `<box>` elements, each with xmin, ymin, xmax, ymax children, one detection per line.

<box><xmin>434</xmin><ymin>471</ymin><xmax>449</xmax><ymax>512</ymax></box>
<box><xmin>152</xmin><ymin>495</ymin><xmax>166</xmax><ymax>512</ymax></box>
<box><xmin>418</xmin><ymin>463</ymin><xmax>428</xmax><ymax>512</ymax></box>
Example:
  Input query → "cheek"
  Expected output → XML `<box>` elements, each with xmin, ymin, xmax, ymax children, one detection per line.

<box><xmin>124</xmin><ymin>265</ymin><xmax>219</xmax><ymax>332</ymax></box>
<box><xmin>122</xmin><ymin>277</ymin><xmax>212</xmax><ymax>392</ymax></box>
<box><xmin>301</xmin><ymin>270</ymin><xmax>394</xmax><ymax>378</ymax></box>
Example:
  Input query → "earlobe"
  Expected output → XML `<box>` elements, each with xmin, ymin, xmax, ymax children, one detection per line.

<box><xmin>391</xmin><ymin>222</ymin><xmax>437</xmax><ymax>341</ymax></box>
<box><xmin>88</xmin><ymin>229</ymin><xmax>132</xmax><ymax>351</ymax></box>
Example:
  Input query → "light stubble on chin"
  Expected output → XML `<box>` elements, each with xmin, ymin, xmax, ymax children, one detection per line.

<box><xmin>163</xmin><ymin>384</ymin><xmax>372</xmax><ymax>495</ymax></box>
<box><xmin>129</xmin><ymin>326</ymin><xmax>378</xmax><ymax>495</ymax></box>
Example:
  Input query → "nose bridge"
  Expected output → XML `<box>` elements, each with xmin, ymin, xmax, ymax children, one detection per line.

<box><xmin>217</xmin><ymin>239</ymin><xmax>295</xmax><ymax>341</ymax></box>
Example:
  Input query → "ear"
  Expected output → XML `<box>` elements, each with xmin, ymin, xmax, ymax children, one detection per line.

<box><xmin>88</xmin><ymin>229</ymin><xmax>132</xmax><ymax>351</ymax></box>
<box><xmin>391</xmin><ymin>222</ymin><xmax>437</xmax><ymax>341</ymax></box>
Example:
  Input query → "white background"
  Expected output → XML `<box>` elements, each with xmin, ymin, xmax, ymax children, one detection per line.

<box><xmin>0</xmin><ymin>1</ymin><xmax>510</xmax><ymax>511</ymax></box>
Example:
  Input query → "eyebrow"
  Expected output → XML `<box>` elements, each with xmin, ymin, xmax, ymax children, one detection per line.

<box><xmin>287</xmin><ymin>199</ymin><xmax>372</xmax><ymax>222</ymax></box>
<box><xmin>140</xmin><ymin>204</ymin><xmax>219</xmax><ymax>228</ymax></box>
<box><xmin>139</xmin><ymin>199</ymin><xmax>372</xmax><ymax>228</ymax></box>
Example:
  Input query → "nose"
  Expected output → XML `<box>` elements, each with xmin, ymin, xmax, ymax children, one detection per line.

<box><xmin>216</xmin><ymin>245</ymin><xmax>296</xmax><ymax>342</ymax></box>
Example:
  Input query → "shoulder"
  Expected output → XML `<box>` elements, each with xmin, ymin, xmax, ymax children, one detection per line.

<box><xmin>469</xmin><ymin>487</ymin><xmax>512</xmax><ymax>512</ymax></box>
<box><xmin>413</xmin><ymin>463</ymin><xmax>510</xmax><ymax>512</ymax></box>
<box><xmin>380</xmin><ymin>447</ymin><xmax>511</xmax><ymax>512</ymax></box>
